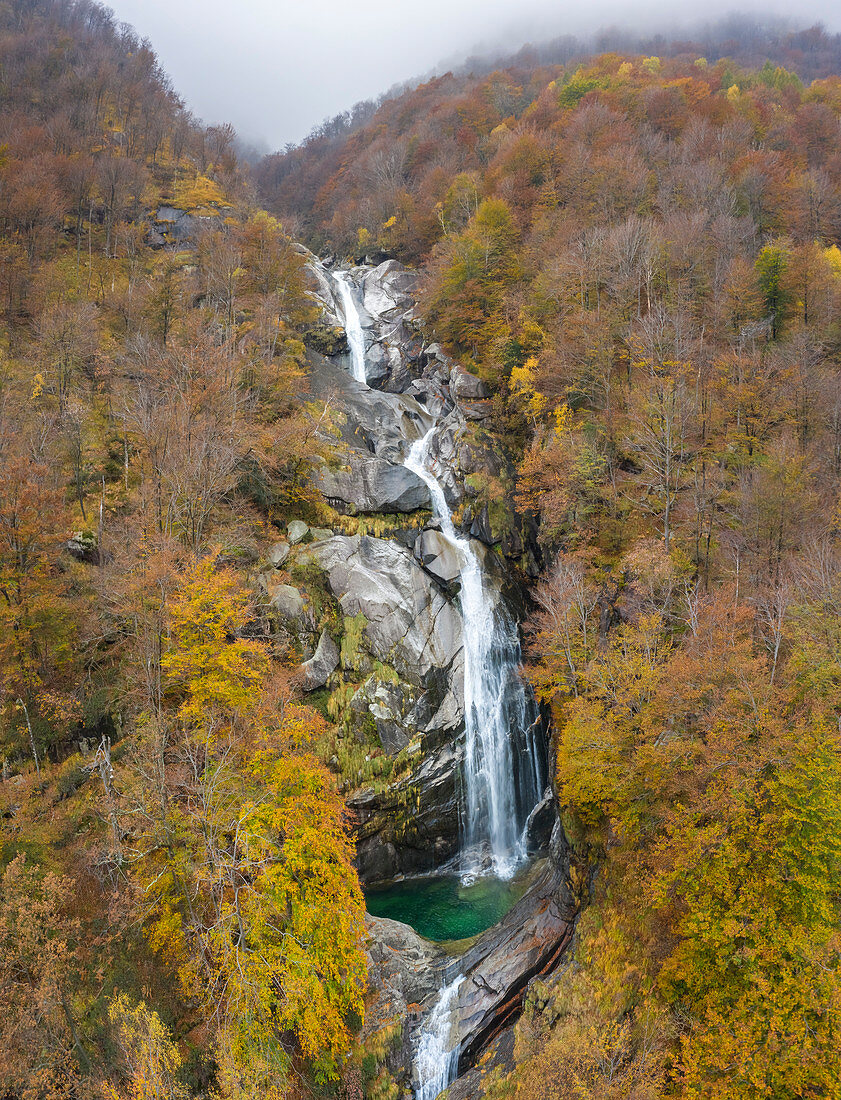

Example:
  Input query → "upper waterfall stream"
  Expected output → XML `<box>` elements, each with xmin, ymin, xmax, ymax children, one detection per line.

<box><xmin>333</xmin><ymin>270</ymin><xmax>368</xmax><ymax>384</ymax></box>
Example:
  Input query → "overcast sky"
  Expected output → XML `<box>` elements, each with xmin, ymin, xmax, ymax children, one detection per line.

<box><xmin>107</xmin><ymin>0</ymin><xmax>841</xmax><ymax>152</ymax></box>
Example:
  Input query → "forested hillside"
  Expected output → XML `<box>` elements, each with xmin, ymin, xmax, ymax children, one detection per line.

<box><xmin>258</xmin><ymin>39</ymin><xmax>841</xmax><ymax>1100</ymax></box>
<box><xmin>0</xmin><ymin>2</ymin><xmax>366</xmax><ymax>1097</ymax></box>
<box><xmin>4</xmin><ymin>2</ymin><xmax>841</xmax><ymax>1098</ymax></box>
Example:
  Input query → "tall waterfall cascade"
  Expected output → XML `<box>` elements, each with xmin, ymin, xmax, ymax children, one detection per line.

<box><xmin>405</xmin><ymin>428</ymin><xmax>544</xmax><ymax>882</ymax></box>
<box><xmin>414</xmin><ymin>975</ymin><xmax>464</xmax><ymax>1100</ymax></box>
<box><xmin>324</xmin><ymin>266</ymin><xmax>547</xmax><ymax>1100</ymax></box>
<box><xmin>333</xmin><ymin>271</ymin><xmax>368</xmax><ymax>384</ymax></box>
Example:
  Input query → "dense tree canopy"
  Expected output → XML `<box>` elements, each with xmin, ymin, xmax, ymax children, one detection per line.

<box><xmin>0</xmin><ymin>3</ymin><xmax>365</xmax><ymax>1098</ymax></box>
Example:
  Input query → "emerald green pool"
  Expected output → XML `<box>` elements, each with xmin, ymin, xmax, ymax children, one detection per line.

<box><xmin>365</xmin><ymin>872</ymin><xmax>529</xmax><ymax>942</ymax></box>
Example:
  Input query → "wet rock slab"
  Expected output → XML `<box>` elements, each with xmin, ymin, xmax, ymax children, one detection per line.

<box><xmin>451</xmin><ymin>859</ymin><xmax>576</xmax><ymax>1070</ymax></box>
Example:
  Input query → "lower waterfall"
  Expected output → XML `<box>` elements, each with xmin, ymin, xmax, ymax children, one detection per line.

<box><xmin>405</xmin><ymin>428</ymin><xmax>544</xmax><ymax>881</ymax></box>
<box><xmin>414</xmin><ymin>975</ymin><xmax>464</xmax><ymax>1100</ymax></box>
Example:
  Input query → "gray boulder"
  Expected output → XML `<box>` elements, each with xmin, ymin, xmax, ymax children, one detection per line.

<box><xmin>267</xmin><ymin>541</ymin><xmax>290</xmax><ymax>567</ymax></box>
<box><xmin>450</xmin><ymin>365</ymin><xmax>490</xmax><ymax>401</ymax></box>
<box><xmin>415</xmin><ymin>528</ymin><xmax>462</xmax><ymax>586</ymax></box>
<box><xmin>302</xmin><ymin>630</ymin><xmax>340</xmax><ymax>690</ymax></box>
<box><xmin>270</xmin><ymin>583</ymin><xmax>305</xmax><ymax>619</ymax></box>
<box><xmin>311</xmin><ymin>535</ymin><xmax>464</xmax><ymax>690</ymax></box>
<box><xmin>287</xmin><ymin>520</ymin><xmax>309</xmax><ymax>544</ymax></box>
<box><xmin>524</xmin><ymin>791</ymin><xmax>557</xmax><ymax>852</ymax></box>
<box><xmin>316</xmin><ymin>459</ymin><xmax>431</xmax><ymax>515</ymax></box>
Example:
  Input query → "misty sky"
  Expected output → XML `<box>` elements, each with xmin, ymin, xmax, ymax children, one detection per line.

<box><xmin>107</xmin><ymin>0</ymin><xmax>841</xmax><ymax>152</ymax></box>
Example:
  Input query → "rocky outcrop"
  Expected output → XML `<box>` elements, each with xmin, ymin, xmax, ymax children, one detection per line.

<box><xmin>269</xmin><ymin>583</ymin><xmax>306</xmax><ymax>619</ymax></box>
<box><xmin>415</xmin><ymin>527</ymin><xmax>462</xmax><ymax>587</ymax></box>
<box><xmin>315</xmin><ymin>458</ymin><xmax>430</xmax><ymax>515</ymax></box>
<box><xmin>362</xmin><ymin>915</ymin><xmax>445</xmax><ymax>1080</ymax></box>
<box><xmin>450</xmin><ymin>364</ymin><xmax>491</xmax><ymax>402</ymax></box>
<box><xmin>302</xmin><ymin>630</ymin><xmax>339</xmax><ymax>690</ymax></box>
<box><xmin>306</xmin><ymin>258</ymin><xmax>422</xmax><ymax>394</ymax></box>
<box><xmin>66</xmin><ymin>531</ymin><xmax>100</xmax><ymax>564</ymax></box>
<box><xmin>451</xmin><ymin>860</ymin><xmax>575</xmax><ymax>1071</ymax></box>
<box><xmin>350</xmin><ymin>733</ymin><xmax>463</xmax><ymax>881</ymax></box>
<box><xmin>311</xmin><ymin>535</ymin><xmax>464</xmax><ymax>702</ymax></box>
<box><xmin>524</xmin><ymin>791</ymin><xmax>557</xmax><ymax>853</ymax></box>
<box><xmin>305</xmin><ymin>349</ymin><xmax>437</xmax><ymax>513</ymax></box>
<box><xmin>147</xmin><ymin>205</ymin><xmax>219</xmax><ymax>246</ymax></box>
<box><xmin>365</xmin><ymin>914</ymin><xmax>444</xmax><ymax>1023</ymax></box>
<box><xmin>287</xmin><ymin>519</ymin><xmax>310</xmax><ymax>544</ymax></box>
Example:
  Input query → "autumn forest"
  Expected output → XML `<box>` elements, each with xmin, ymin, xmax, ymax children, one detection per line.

<box><xmin>2</xmin><ymin>1</ymin><xmax>841</xmax><ymax>1099</ymax></box>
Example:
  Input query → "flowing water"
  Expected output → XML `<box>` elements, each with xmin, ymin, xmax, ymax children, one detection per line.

<box><xmin>327</xmin><ymin>267</ymin><xmax>545</xmax><ymax>1100</ymax></box>
<box><xmin>405</xmin><ymin>429</ymin><xmax>543</xmax><ymax>883</ymax></box>
<box><xmin>414</xmin><ymin>975</ymin><xmax>464</xmax><ymax>1100</ymax></box>
<box><xmin>333</xmin><ymin>270</ymin><xmax>368</xmax><ymax>384</ymax></box>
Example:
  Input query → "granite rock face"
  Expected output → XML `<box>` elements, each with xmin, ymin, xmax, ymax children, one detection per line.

<box><xmin>349</xmin><ymin>735</ymin><xmax>464</xmax><ymax>881</ymax></box>
<box><xmin>268</xmin><ymin>263</ymin><xmax>546</xmax><ymax>885</ymax></box>
<box><xmin>451</xmin><ymin>860</ymin><xmax>576</xmax><ymax>1072</ymax></box>
<box><xmin>311</xmin><ymin>535</ymin><xmax>463</xmax><ymax>690</ymax></box>
<box><xmin>315</xmin><ymin>458</ymin><xmax>430</xmax><ymax>515</ymax></box>
<box><xmin>302</xmin><ymin>630</ymin><xmax>340</xmax><ymax>690</ymax></box>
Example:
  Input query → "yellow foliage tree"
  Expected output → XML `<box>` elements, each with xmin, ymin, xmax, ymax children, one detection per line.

<box><xmin>106</xmin><ymin>995</ymin><xmax>188</xmax><ymax>1100</ymax></box>
<box><xmin>161</xmin><ymin>555</ymin><xmax>268</xmax><ymax>727</ymax></box>
<box><xmin>172</xmin><ymin>173</ymin><xmax>230</xmax><ymax>214</ymax></box>
<box><xmin>509</xmin><ymin>356</ymin><xmax>548</xmax><ymax>426</ymax></box>
<box><xmin>129</xmin><ymin>554</ymin><xmax>365</xmax><ymax>1089</ymax></box>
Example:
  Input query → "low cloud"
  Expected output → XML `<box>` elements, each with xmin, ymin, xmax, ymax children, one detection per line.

<box><xmin>106</xmin><ymin>0</ymin><xmax>841</xmax><ymax>150</ymax></box>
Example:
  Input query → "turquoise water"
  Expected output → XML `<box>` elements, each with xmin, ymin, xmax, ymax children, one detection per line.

<box><xmin>365</xmin><ymin>872</ymin><xmax>529</xmax><ymax>942</ymax></box>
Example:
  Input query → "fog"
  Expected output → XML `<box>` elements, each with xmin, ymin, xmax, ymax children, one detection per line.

<box><xmin>106</xmin><ymin>0</ymin><xmax>841</xmax><ymax>152</ymax></box>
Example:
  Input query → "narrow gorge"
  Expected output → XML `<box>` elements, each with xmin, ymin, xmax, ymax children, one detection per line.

<box><xmin>263</xmin><ymin>257</ymin><xmax>577</xmax><ymax>1097</ymax></box>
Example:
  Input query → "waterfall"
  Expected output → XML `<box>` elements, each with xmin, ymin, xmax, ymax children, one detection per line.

<box><xmin>333</xmin><ymin>270</ymin><xmax>368</xmax><ymax>384</ymax></box>
<box><xmin>414</xmin><ymin>975</ymin><xmax>464</xmax><ymax>1100</ymax></box>
<box><xmin>318</xmin><ymin>260</ymin><xmax>548</xmax><ymax>1099</ymax></box>
<box><xmin>405</xmin><ymin>429</ymin><xmax>544</xmax><ymax>882</ymax></box>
